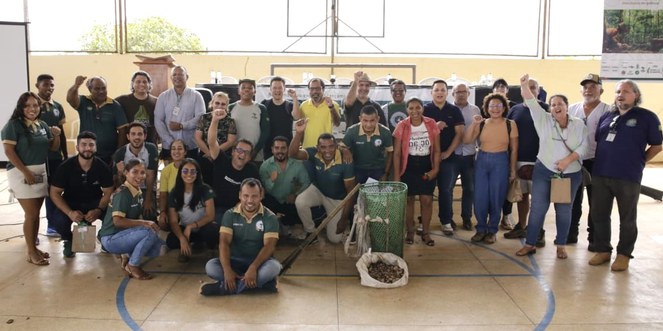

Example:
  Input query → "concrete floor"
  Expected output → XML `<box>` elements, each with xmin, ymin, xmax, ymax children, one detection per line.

<box><xmin>0</xmin><ymin>167</ymin><xmax>662</xmax><ymax>330</ymax></box>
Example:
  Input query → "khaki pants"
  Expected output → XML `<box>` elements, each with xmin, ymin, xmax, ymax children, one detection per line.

<box><xmin>295</xmin><ymin>185</ymin><xmax>343</xmax><ymax>244</ymax></box>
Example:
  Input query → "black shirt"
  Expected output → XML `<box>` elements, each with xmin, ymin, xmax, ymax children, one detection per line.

<box><xmin>422</xmin><ymin>101</ymin><xmax>464</xmax><ymax>153</ymax></box>
<box><xmin>212</xmin><ymin>153</ymin><xmax>259</xmax><ymax>209</ymax></box>
<box><xmin>261</xmin><ymin>99</ymin><xmax>294</xmax><ymax>156</ymax></box>
<box><xmin>507</xmin><ymin>101</ymin><xmax>549</xmax><ymax>162</ymax></box>
<box><xmin>51</xmin><ymin>156</ymin><xmax>114</xmax><ymax>212</ymax></box>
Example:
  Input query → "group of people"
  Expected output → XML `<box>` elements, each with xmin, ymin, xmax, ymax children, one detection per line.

<box><xmin>2</xmin><ymin>67</ymin><xmax>660</xmax><ymax>298</ymax></box>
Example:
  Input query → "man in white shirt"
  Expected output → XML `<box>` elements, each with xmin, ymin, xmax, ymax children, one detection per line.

<box><xmin>567</xmin><ymin>74</ymin><xmax>610</xmax><ymax>250</ymax></box>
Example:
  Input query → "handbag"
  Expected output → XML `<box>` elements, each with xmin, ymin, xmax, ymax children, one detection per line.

<box><xmin>507</xmin><ymin>178</ymin><xmax>523</xmax><ymax>202</ymax></box>
<box><xmin>550</xmin><ymin>175</ymin><xmax>572</xmax><ymax>203</ymax></box>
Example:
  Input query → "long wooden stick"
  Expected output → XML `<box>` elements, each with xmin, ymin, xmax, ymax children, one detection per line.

<box><xmin>280</xmin><ymin>184</ymin><xmax>360</xmax><ymax>276</ymax></box>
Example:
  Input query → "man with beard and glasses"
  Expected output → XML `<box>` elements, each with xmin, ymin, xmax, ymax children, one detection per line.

<box><xmin>112</xmin><ymin>122</ymin><xmax>159</xmax><ymax>220</ymax></box>
<box><xmin>259</xmin><ymin>136</ymin><xmax>310</xmax><ymax>235</ymax></box>
<box><xmin>50</xmin><ymin>131</ymin><xmax>114</xmax><ymax>258</ymax></box>
<box><xmin>292</xmin><ymin>78</ymin><xmax>341</xmax><ymax>148</ymax></box>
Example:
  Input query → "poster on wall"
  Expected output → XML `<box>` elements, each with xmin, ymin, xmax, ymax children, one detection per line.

<box><xmin>601</xmin><ymin>0</ymin><xmax>663</xmax><ymax>80</ymax></box>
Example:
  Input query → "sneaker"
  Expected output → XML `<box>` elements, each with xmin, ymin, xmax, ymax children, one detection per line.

<box><xmin>471</xmin><ymin>232</ymin><xmax>487</xmax><ymax>242</ymax></box>
<box><xmin>611</xmin><ymin>254</ymin><xmax>630</xmax><ymax>271</ymax></box>
<box><xmin>200</xmin><ymin>281</ymin><xmax>229</xmax><ymax>296</ymax></box>
<box><xmin>504</xmin><ymin>224</ymin><xmax>526</xmax><ymax>239</ymax></box>
<box><xmin>500</xmin><ymin>214</ymin><xmax>514</xmax><ymax>230</ymax></box>
<box><xmin>300</xmin><ymin>232</ymin><xmax>319</xmax><ymax>245</ymax></box>
<box><xmin>442</xmin><ymin>224</ymin><xmax>454</xmax><ymax>236</ymax></box>
<box><xmin>63</xmin><ymin>241</ymin><xmax>75</xmax><ymax>258</ymax></box>
<box><xmin>45</xmin><ymin>227</ymin><xmax>61</xmax><ymax>238</ymax></box>
<box><xmin>589</xmin><ymin>252</ymin><xmax>612</xmax><ymax>266</ymax></box>
<box><xmin>535</xmin><ymin>229</ymin><xmax>546</xmax><ymax>248</ymax></box>
<box><xmin>462</xmin><ymin>219</ymin><xmax>472</xmax><ymax>231</ymax></box>
<box><xmin>450</xmin><ymin>221</ymin><xmax>457</xmax><ymax>230</ymax></box>
<box><xmin>483</xmin><ymin>233</ymin><xmax>497</xmax><ymax>244</ymax></box>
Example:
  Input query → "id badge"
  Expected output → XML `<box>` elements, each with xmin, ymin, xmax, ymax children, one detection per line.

<box><xmin>606</xmin><ymin>132</ymin><xmax>616</xmax><ymax>142</ymax></box>
<box><xmin>172</xmin><ymin>106</ymin><xmax>181</xmax><ymax>116</ymax></box>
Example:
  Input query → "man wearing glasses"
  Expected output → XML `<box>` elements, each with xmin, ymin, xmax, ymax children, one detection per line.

<box><xmin>567</xmin><ymin>74</ymin><xmax>610</xmax><ymax>249</ymax></box>
<box><xmin>451</xmin><ymin>83</ymin><xmax>482</xmax><ymax>231</ymax></box>
<box><xmin>292</xmin><ymin>78</ymin><xmax>341</xmax><ymax>148</ymax></box>
<box><xmin>381</xmin><ymin>79</ymin><xmax>408</xmax><ymax>132</ymax></box>
<box><xmin>208</xmin><ymin>110</ymin><xmax>259</xmax><ymax>223</ymax></box>
<box><xmin>589</xmin><ymin>79</ymin><xmax>662</xmax><ymax>271</ymax></box>
<box><xmin>49</xmin><ymin>131</ymin><xmax>114</xmax><ymax>258</ymax></box>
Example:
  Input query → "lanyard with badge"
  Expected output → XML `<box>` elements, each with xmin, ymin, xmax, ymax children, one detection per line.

<box><xmin>606</xmin><ymin>115</ymin><xmax>619</xmax><ymax>142</ymax></box>
<box><xmin>173</xmin><ymin>93</ymin><xmax>182</xmax><ymax>117</ymax></box>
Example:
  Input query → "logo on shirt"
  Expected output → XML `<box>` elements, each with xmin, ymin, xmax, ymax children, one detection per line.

<box><xmin>53</xmin><ymin>108</ymin><xmax>60</xmax><ymax>117</ymax></box>
<box><xmin>374</xmin><ymin>139</ymin><xmax>383</xmax><ymax>147</ymax></box>
<box><xmin>626</xmin><ymin>118</ymin><xmax>637</xmax><ymax>127</ymax></box>
<box><xmin>255</xmin><ymin>220</ymin><xmax>264</xmax><ymax>232</ymax></box>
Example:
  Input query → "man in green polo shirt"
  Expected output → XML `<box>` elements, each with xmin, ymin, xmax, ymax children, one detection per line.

<box><xmin>288</xmin><ymin>119</ymin><xmax>356</xmax><ymax>243</ymax></box>
<box><xmin>259</xmin><ymin>136</ymin><xmax>310</xmax><ymax>233</ymax></box>
<box><xmin>341</xmin><ymin>106</ymin><xmax>393</xmax><ymax>183</ymax></box>
<box><xmin>201</xmin><ymin>178</ymin><xmax>282</xmax><ymax>296</ymax></box>
<box><xmin>66</xmin><ymin>75</ymin><xmax>128</xmax><ymax>164</ymax></box>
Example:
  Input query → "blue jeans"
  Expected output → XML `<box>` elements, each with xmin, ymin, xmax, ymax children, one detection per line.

<box><xmin>450</xmin><ymin>154</ymin><xmax>475</xmax><ymax>221</ymax></box>
<box><xmin>100</xmin><ymin>227</ymin><xmax>164</xmax><ymax>266</ymax></box>
<box><xmin>205</xmin><ymin>257</ymin><xmax>282</xmax><ymax>294</ymax></box>
<box><xmin>525</xmin><ymin>161</ymin><xmax>582</xmax><ymax>246</ymax></box>
<box><xmin>473</xmin><ymin>151</ymin><xmax>509</xmax><ymax>234</ymax></box>
<box><xmin>437</xmin><ymin>154</ymin><xmax>458</xmax><ymax>225</ymax></box>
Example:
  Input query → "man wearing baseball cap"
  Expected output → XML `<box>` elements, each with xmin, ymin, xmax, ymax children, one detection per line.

<box><xmin>567</xmin><ymin>74</ymin><xmax>610</xmax><ymax>250</ymax></box>
<box><xmin>344</xmin><ymin>71</ymin><xmax>386</xmax><ymax>128</ymax></box>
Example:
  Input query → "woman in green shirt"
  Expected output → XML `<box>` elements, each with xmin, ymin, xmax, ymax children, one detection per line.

<box><xmin>99</xmin><ymin>159</ymin><xmax>163</xmax><ymax>280</ymax></box>
<box><xmin>2</xmin><ymin>92</ymin><xmax>61</xmax><ymax>266</ymax></box>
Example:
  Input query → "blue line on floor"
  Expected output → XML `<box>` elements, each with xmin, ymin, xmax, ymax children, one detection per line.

<box><xmin>116</xmin><ymin>235</ymin><xmax>556</xmax><ymax>330</ymax></box>
<box><xmin>116</xmin><ymin>276</ymin><xmax>142</xmax><ymax>331</ymax></box>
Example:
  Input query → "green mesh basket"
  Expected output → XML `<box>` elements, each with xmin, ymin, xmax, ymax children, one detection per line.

<box><xmin>360</xmin><ymin>182</ymin><xmax>408</xmax><ymax>257</ymax></box>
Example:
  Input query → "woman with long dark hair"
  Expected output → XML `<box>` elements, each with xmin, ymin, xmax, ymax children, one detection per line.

<box><xmin>2</xmin><ymin>92</ymin><xmax>61</xmax><ymax>266</ymax></box>
<box><xmin>166</xmin><ymin>158</ymin><xmax>217</xmax><ymax>262</ymax></box>
<box><xmin>98</xmin><ymin>158</ymin><xmax>164</xmax><ymax>280</ymax></box>
<box><xmin>157</xmin><ymin>139</ymin><xmax>187</xmax><ymax>229</ymax></box>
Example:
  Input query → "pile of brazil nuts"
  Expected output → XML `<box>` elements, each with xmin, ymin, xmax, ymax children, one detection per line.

<box><xmin>367</xmin><ymin>261</ymin><xmax>404</xmax><ymax>283</ymax></box>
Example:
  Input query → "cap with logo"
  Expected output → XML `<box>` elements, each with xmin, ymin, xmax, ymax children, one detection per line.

<box><xmin>580</xmin><ymin>74</ymin><xmax>601</xmax><ymax>86</ymax></box>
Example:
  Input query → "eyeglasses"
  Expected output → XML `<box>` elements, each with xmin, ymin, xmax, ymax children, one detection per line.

<box><xmin>609</xmin><ymin>115</ymin><xmax>620</xmax><ymax>131</ymax></box>
<box><xmin>455</xmin><ymin>91</ymin><xmax>469</xmax><ymax>94</ymax></box>
<box><xmin>214</xmin><ymin>102</ymin><xmax>227</xmax><ymax>107</ymax></box>
<box><xmin>234</xmin><ymin>147</ymin><xmax>250</xmax><ymax>155</ymax></box>
<box><xmin>488</xmin><ymin>104</ymin><xmax>504</xmax><ymax>109</ymax></box>
<box><xmin>181</xmin><ymin>168</ymin><xmax>197</xmax><ymax>175</ymax></box>
<box><xmin>308</xmin><ymin>87</ymin><xmax>322</xmax><ymax>91</ymax></box>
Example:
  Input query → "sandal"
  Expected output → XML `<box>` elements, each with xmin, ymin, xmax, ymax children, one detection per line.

<box><xmin>26</xmin><ymin>255</ymin><xmax>50</xmax><ymax>266</ymax></box>
<box><xmin>37</xmin><ymin>249</ymin><xmax>50</xmax><ymax>259</ymax></box>
<box><xmin>516</xmin><ymin>246</ymin><xmax>537</xmax><ymax>256</ymax></box>
<box><xmin>557</xmin><ymin>247</ymin><xmax>568</xmax><ymax>259</ymax></box>
<box><xmin>421</xmin><ymin>233</ymin><xmax>435</xmax><ymax>247</ymax></box>
<box><xmin>405</xmin><ymin>231</ymin><xmax>415</xmax><ymax>245</ymax></box>
<box><xmin>125</xmin><ymin>265</ymin><xmax>153</xmax><ymax>280</ymax></box>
